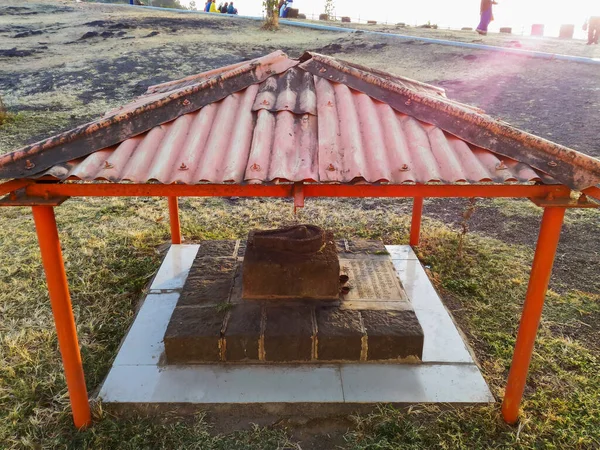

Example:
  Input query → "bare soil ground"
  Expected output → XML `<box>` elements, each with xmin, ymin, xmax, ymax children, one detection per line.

<box><xmin>0</xmin><ymin>2</ymin><xmax>599</xmax><ymax>449</ymax></box>
<box><xmin>307</xmin><ymin>19</ymin><xmax>600</xmax><ymax>59</ymax></box>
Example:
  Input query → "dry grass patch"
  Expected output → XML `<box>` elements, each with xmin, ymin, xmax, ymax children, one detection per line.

<box><xmin>0</xmin><ymin>197</ymin><xmax>599</xmax><ymax>448</ymax></box>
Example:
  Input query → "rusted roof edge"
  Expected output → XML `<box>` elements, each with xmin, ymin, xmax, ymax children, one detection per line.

<box><xmin>0</xmin><ymin>51</ymin><xmax>297</xmax><ymax>180</ymax></box>
<box><xmin>145</xmin><ymin>59</ymin><xmax>252</xmax><ymax>95</ymax></box>
<box><xmin>300</xmin><ymin>52</ymin><xmax>600</xmax><ymax>191</ymax></box>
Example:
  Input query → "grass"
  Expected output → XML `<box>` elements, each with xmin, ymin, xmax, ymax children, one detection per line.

<box><xmin>0</xmin><ymin>5</ymin><xmax>599</xmax><ymax>447</ymax></box>
<box><xmin>0</xmin><ymin>197</ymin><xmax>599</xmax><ymax>448</ymax></box>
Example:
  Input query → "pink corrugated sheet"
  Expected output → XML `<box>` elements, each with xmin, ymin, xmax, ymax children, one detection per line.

<box><xmin>38</xmin><ymin>69</ymin><xmax>549</xmax><ymax>186</ymax></box>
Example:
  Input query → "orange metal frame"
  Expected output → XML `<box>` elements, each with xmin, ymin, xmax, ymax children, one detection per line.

<box><xmin>2</xmin><ymin>179</ymin><xmax>592</xmax><ymax>428</ymax></box>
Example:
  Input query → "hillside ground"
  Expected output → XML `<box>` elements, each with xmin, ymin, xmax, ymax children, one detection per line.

<box><xmin>0</xmin><ymin>1</ymin><xmax>599</xmax><ymax>448</ymax></box>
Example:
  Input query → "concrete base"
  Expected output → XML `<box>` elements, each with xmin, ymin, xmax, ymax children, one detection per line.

<box><xmin>98</xmin><ymin>245</ymin><xmax>494</xmax><ymax>414</ymax></box>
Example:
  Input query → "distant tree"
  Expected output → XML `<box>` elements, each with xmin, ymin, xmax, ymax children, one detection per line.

<box><xmin>188</xmin><ymin>0</ymin><xmax>197</xmax><ymax>9</ymax></box>
<box><xmin>323</xmin><ymin>0</ymin><xmax>334</xmax><ymax>20</ymax></box>
<box><xmin>263</xmin><ymin>0</ymin><xmax>279</xmax><ymax>30</ymax></box>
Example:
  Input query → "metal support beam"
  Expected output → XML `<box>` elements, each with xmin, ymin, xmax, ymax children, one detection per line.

<box><xmin>293</xmin><ymin>182</ymin><xmax>304</xmax><ymax>214</ymax></box>
<box><xmin>24</xmin><ymin>182</ymin><xmax>571</xmax><ymax>200</ymax></box>
<box><xmin>409</xmin><ymin>197</ymin><xmax>424</xmax><ymax>246</ymax></box>
<box><xmin>32</xmin><ymin>206</ymin><xmax>91</xmax><ymax>429</ymax></box>
<box><xmin>168</xmin><ymin>196</ymin><xmax>182</xmax><ymax>244</ymax></box>
<box><xmin>501</xmin><ymin>206</ymin><xmax>566</xmax><ymax>424</ymax></box>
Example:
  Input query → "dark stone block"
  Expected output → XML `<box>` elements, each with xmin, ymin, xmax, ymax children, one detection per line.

<box><xmin>361</xmin><ymin>310</ymin><xmax>424</xmax><ymax>360</ymax></box>
<box><xmin>224</xmin><ymin>303</ymin><xmax>262</xmax><ymax>361</ymax></box>
<box><xmin>164</xmin><ymin>306</ymin><xmax>227</xmax><ymax>363</ymax></box>
<box><xmin>264</xmin><ymin>306</ymin><xmax>313</xmax><ymax>361</ymax></box>
<box><xmin>178</xmin><ymin>277</ymin><xmax>234</xmax><ymax>306</ymax></box>
<box><xmin>242</xmin><ymin>227</ymin><xmax>340</xmax><ymax>300</ymax></box>
<box><xmin>186</xmin><ymin>257</ymin><xmax>237</xmax><ymax>280</ymax></box>
<box><xmin>178</xmin><ymin>258</ymin><xmax>236</xmax><ymax>306</ymax></box>
<box><xmin>196</xmin><ymin>240</ymin><xmax>237</xmax><ymax>258</ymax></box>
<box><xmin>316</xmin><ymin>307</ymin><xmax>363</xmax><ymax>361</ymax></box>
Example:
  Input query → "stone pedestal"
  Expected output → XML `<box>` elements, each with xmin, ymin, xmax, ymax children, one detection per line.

<box><xmin>164</xmin><ymin>239</ymin><xmax>424</xmax><ymax>364</ymax></box>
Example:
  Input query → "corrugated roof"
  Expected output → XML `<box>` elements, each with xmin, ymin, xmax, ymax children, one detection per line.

<box><xmin>2</xmin><ymin>50</ymin><xmax>599</xmax><ymax>190</ymax></box>
<box><xmin>35</xmin><ymin>71</ymin><xmax>549</xmax><ymax>185</ymax></box>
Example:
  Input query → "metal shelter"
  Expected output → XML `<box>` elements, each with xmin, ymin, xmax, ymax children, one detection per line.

<box><xmin>1</xmin><ymin>51</ymin><xmax>599</xmax><ymax>429</ymax></box>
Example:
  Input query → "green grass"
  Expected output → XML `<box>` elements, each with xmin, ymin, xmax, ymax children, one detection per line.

<box><xmin>1</xmin><ymin>197</ymin><xmax>599</xmax><ymax>448</ymax></box>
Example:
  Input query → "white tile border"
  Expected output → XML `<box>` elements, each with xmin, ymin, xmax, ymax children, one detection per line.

<box><xmin>149</xmin><ymin>245</ymin><xmax>199</xmax><ymax>292</ymax></box>
<box><xmin>99</xmin><ymin>244</ymin><xmax>494</xmax><ymax>405</ymax></box>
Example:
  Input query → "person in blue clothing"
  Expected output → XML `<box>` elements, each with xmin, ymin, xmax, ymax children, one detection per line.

<box><xmin>280</xmin><ymin>0</ymin><xmax>292</xmax><ymax>18</ymax></box>
<box><xmin>227</xmin><ymin>2</ymin><xmax>237</xmax><ymax>14</ymax></box>
<box><xmin>476</xmin><ymin>0</ymin><xmax>498</xmax><ymax>35</ymax></box>
<box><xmin>205</xmin><ymin>0</ymin><xmax>211</xmax><ymax>12</ymax></box>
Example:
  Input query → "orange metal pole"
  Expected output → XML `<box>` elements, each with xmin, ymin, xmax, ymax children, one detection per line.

<box><xmin>409</xmin><ymin>197</ymin><xmax>424</xmax><ymax>246</ymax></box>
<box><xmin>167</xmin><ymin>196</ymin><xmax>182</xmax><ymax>244</ymax></box>
<box><xmin>501</xmin><ymin>206</ymin><xmax>566</xmax><ymax>424</ymax></box>
<box><xmin>32</xmin><ymin>206</ymin><xmax>91</xmax><ymax>429</ymax></box>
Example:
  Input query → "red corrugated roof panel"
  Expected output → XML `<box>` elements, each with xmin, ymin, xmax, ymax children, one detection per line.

<box><xmin>36</xmin><ymin>73</ymin><xmax>550</xmax><ymax>185</ymax></box>
<box><xmin>4</xmin><ymin>50</ymin><xmax>600</xmax><ymax>190</ymax></box>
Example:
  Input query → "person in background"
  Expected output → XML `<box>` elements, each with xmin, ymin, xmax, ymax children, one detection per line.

<box><xmin>209</xmin><ymin>0</ymin><xmax>219</xmax><ymax>13</ymax></box>
<box><xmin>280</xmin><ymin>1</ymin><xmax>287</xmax><ymax>18</ymax></box>
<box><xmin>205</xmin><ymin>0</ymin><xmax>211</xmax><ymax>12</ymax></box>
<box><xmin>585</xmin><ymin>15</ymin><xmax>600</xmax><ymax>45</ymax></box>
<box><xmin>280</xmin><ymin>0</ymin><xmax>292</xmax><ymax>18</ymax></box>
<box><xmin>476</xmin><ymin>0</ymin><xmax>498</xmax><ymax>35</ymax></box>
<box><xmin>227</xmin><ymin>2</ymin><xmax>237</xmax><ymax>14</ymax></box>
<box><xmin>220</xmin><ymin>2</ymin><xmax>229</xmax><ymax>13</ymax></box>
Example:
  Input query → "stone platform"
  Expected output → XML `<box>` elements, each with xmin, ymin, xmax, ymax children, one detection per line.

<box><xmin>98</xmin><ymin>244</ymin><xmax>494</xmax><ymax>413</ymax></box>
<box><xmin>163</xmin><ymin>240</ymin><xmax>424</xmax><ymax>364</ymax></box>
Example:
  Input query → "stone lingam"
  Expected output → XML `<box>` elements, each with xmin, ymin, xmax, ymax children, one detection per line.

<box><xmin>242</xmin><ymin>225</ymin><xmax>341</xmax><ymax>301</ymax></box>
<box><xmin>163</xmin><ymin>225</ymin><xmax>424</xmax><ymax>364</ymax></box>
